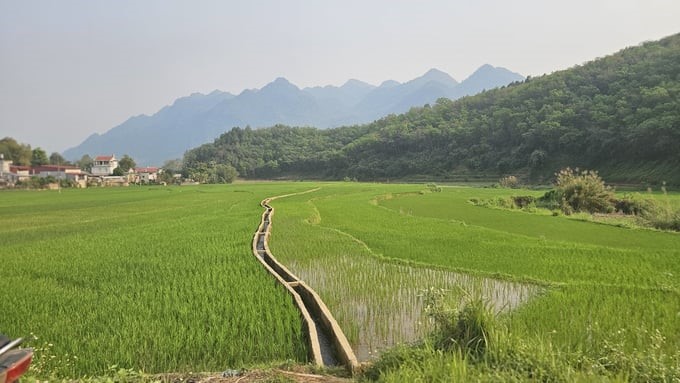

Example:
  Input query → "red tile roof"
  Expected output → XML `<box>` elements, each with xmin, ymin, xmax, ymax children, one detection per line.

<box><xmin>33</xmin><ymin>165</ymin><xmax>80</xmax><ymax>172</ymax></box>
<box><xmin>95</xmin><ymin>155</ymin><xmax>115</xmax><ymax>161</ymax></box>
<box><xmin>10</xmin><ymin>165</ymin><xmax>31</xmax><ymax>172</ymax></box>
<box><xmin>135</xmin><ymin>167</ymin><xmax>159</xmax><ymax>173</ymax></box>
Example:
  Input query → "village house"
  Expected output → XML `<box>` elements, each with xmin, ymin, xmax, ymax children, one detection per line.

<box><xmin>134</xmin><ymin>167</ymin><xmax>160</xmax><ymax>184</ymax></box>
<box><xmin>0</xmin><ymin>154</ymin><xmax>89</xmax><ymax>188</ymax></box>
<box><xmin>91</xmin><ymin>155</ymin><xmax>118</xmax><ymax>176</ymax></box>
<box><xmin>31</xmin><ymin>165</ymin><xmax>89</xmax><ymax>188</ymax></box>
<box><xmin>1</xmin><ymin>152</ymin><xmax>164</xmax><ymax>189</ymax></box>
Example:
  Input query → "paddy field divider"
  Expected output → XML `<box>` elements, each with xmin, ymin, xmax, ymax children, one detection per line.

<box><xmin>251</xmin><ymin>188</ymin><xmax>359</xmax><ymax>373</ymax></box>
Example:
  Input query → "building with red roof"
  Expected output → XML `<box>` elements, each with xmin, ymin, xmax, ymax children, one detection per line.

<box><xmin>92</xmin><ymin>154</ymin><xmax>118</xmax><ymax>176</ymax></box>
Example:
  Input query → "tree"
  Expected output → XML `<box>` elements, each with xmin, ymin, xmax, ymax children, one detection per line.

<box><xmin>118</xmin><ymin>155</ymin><xmax>136</xmax><ymax>172</ymax></box>
<box><xmin>31</xmin><ymin>147</ymin><xmax>48</xmax><ymax>167</ymax></box>
<box><xmin>112</xmin><ymin>167</ymin><xmax>124</xmax><ymax>176</ymax></box>
<box><xmin>160</xmin><ymin>159</ymin><xmax>183</xmax><ymax>184</ymax></box>
<box><xmin>77</xmin><ymin>154</ymin><xmax>94</xmax><ymax>172</ymax></box>
<box><xmin>185</xmin><ymin>162</ymin><xmax>238</xmax><ymax>184</ymax></box>
<box><xmin>528</xmin><ymin>149</ymin><xmax>547</xmax><ymax>170</ymax></box>
<box><xmin>0</xmin><ymin>137</ymin><xmax>32</xmax><ymax>165</ymax></box>
<box><xmin>212</xmin><ymin>163</ymin><xmax>238</xmax><ymax>183</ymax></box>
<box><xmin>49</xmin><ymin>152</ymin><xmax>67</xmax><ymax>165</ymax></box>
<box><xmin>162</xmin><ymin>158</ymin><xmax>183</xmax><ymax>173</ymax></box>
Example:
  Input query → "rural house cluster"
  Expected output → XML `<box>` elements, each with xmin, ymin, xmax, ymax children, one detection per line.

<box><xmin>0</xmin><ymin>154</ymin><xmax>160</xmax><ymax>188</ymax></box>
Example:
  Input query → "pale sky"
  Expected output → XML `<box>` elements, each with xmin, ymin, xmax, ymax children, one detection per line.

<box><xmin>1</xmin><ymin>0</ymin><xmax>679</xmax><ymax>154</ymax></box>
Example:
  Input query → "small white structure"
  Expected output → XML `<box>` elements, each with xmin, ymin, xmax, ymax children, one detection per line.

<box><xmin>0</xmin><ymin>154</ymin><xmax>11</xmax><ymax>177</ymax></box>
<box><xmin>92</xmin><ymin>155</ymin><xmax>118</xmax><ymax>176</ymax></box>
<box><xmin>0</xmin><ymin>154</ymin><xmax>13</xmax><ymax>186</ymax></box>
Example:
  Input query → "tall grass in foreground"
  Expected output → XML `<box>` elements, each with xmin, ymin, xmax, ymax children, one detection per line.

<box><xmin>0</xmin><ymin>185</ymin><xmax>312</xmax><ymax>378</ymax></box>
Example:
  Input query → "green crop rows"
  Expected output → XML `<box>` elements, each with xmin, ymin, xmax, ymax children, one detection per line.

<box><xmin>268</xmin><ymin>183</ymin><xmax>540</xmax><ymax>359</ymax></box>
<box><xmin>0</xmin><ymin>185</ymin><xmax>311</xmax><ymax>377</ymax></box>
<box><xmin>2</xmin><ymin>182</ymin><xmax>679</xmax><ymax>379</ymax></box>
<box><xmin>267</xmin><ymin>183</ymin><xmax>680</xmax><ymax>369</ymax></box>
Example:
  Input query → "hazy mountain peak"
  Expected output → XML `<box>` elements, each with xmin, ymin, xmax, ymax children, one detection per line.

<box><xmin>443</xmin><ymin>64</ymin><xmax>524</xmax><ymax>99</ymax></box>
<box><xmin>379</xmin><ymin>80</ymin><xmax>401</xmax><ymax>88</ymax></box>
<box><xmin>341</xmin><ymin>79</ymin><xmax>375</xmax><ymax>90</ymax></box>
<box><xmin>465</xmin><ymin>64</ymin><xmax>523</xmax><ymax>82</ymax></box>
<box><xmin>416</xmin><ymin>68</ymin><xmax>458</xmax><ymax>87</ymax></box>
<box><xmin>261</xmin><ymin>77</ymin><xmax>300</xmax><ymax>93</ymax></box>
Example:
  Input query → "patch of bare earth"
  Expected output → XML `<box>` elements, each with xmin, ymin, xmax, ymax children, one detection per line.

<box><xmin>156</xmin><ymin>368</ymin><xmax>353</xmax><ymax>383</ymax></box>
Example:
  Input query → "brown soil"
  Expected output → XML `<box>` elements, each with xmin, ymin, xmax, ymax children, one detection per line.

<box><xmin>156</xmin><ymin>368</ymin><xmax>354</xmax><ymax>383</ymax></box>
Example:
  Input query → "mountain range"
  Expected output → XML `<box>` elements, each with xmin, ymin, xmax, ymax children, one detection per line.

<box><xmin>63</xmin><ymin>65</ymin><xmax>523</xmax><ymax>165</ymax></box>
<box><xmin>182</xmin><ymin>33</ymin><xmax>680</xmax><ymax>185</ymax></box>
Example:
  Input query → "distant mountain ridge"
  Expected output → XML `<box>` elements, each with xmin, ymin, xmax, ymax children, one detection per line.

<box><xmin>63</xmin><ymin>65</ymin><xmax>523</xmax><ymax>165</ymax></box>
<box><xmin>182</xmin><ymin>33</ymin><xmax>680</xmax><ymax>185</ymax></box>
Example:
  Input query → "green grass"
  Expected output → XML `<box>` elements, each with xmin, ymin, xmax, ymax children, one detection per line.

<box><xmin>0</xmin><ymin>185</ymin><xmax>311</xmax><ymax>377</ymax></box>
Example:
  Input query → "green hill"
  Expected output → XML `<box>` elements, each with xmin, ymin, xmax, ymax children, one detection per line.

<box><xmin>183</xmin><ymin>33</ymin><xmax>680</xmax><ymax>185</ymax></box>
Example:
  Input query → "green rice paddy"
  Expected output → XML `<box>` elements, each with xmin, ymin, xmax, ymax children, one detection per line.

<box><xmin>0</xmin><ymin>185</ymin><xmax>311</xmax><ymax>377</ymax></box>
<box><xmin>2</xmin><ymin>182</ymin><xmax>678</xmax><ymax>379</ymax></box>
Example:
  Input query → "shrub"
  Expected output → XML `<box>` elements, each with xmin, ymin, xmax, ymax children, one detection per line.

<box><xmin>552</xmin><ymin>167</ymin><xmax>615</xmax><ymax>215</ymax></box>
<box><xmin>499</xmin><ymin>175</ymin><xmax>520</xmax><ymax>189</ymax></box>
<box><xmin>360</xmin><ymin>344</ymin><xmax>431</xmax><ymax>381</ymax></box>
<box><xmin>615</xmin><ymin>193</ymin><xmax>656</xmax><ymax>215</ymax></box>
<box><xmin>426</xmin><ymin>183</ymin><xmax>442</xmax><ymax>192</ymax></box>
<box><xmin>512</xmin><ymin>195</ymin><xmax>536</xmax><ymax>208</ymax></box>
<box><xmin>614</xmin><ymin>188</ymin><xmax>680</xmax><ymax>231</ymax></box>
<box><xmin>423</xmin><ymin>288</ymin><xmax>495</xmax><ymax>358</ymax></box>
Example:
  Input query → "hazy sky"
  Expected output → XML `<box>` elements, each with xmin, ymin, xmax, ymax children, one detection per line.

<box><xmin>1</xmin><ymin>0</ymin><xmax>679</xmax><ymax>154</ymax></box>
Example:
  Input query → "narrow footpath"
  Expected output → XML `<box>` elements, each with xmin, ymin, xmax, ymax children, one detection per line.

<box><xmin>251</xmin><ymin>190</ymin><xmax>359</xmax><ymax>373</ymax></box>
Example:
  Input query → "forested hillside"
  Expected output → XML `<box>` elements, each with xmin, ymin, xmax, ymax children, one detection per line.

<box><xmin>183</xmin><ymin>33</ymin><xmax>680</xmax><ymax>184</ymax></box>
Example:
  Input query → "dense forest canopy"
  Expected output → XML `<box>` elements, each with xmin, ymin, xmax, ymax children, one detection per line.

<box><xmin>183</xmin><ymin>33</ymin><xmax>680</xmax><ymax>184</ymax></box>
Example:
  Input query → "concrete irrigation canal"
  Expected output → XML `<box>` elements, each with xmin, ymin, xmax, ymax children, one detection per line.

<box><xmin>252</xmin><ymin>191</ymin><xmax>359</xmax><ymax>373</ymax></box>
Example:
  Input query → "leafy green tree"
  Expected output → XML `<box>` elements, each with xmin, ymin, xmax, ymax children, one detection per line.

<box><xmin>49</xmin><ymin>152</ymin><xmax>68</xmax><ymax>165</ymax></box>
<box><xmin>77</xmin><ymin>154</ymin><xmax>94</xmax><ymax>172</ymax></box>
<box><xmin>212</xmin><ymin>163</ymin><xmax>238</xmax><ymax>183</ymax></box>
<box><xmin>162</xmin><ymin>158</ymin><xmax>183</xmax><ymax>173</ymax></box>
<box><xmin>118</xmin><ymin>155</ymin><xmax>136</xmax><ymax>172</ymax></box>
<box><xmin>158</xmin><ymin>169</ymin><xmax>175</xmax><ymax>184</ymax></box>
<box><xmin>0</xmin><ymin>137</ymin><xmax>32</xmax><ymax>165</ymax></box>
<box><xmin>31</xmin><ymin>147</ymin><xmax>48</xmax><ymax>166</ymax></box>
<box><xmin>528</xmin><ymin>149</ymin><xmax>547</xmax><ymax>170</ymax></box>
<box><xmin>112</xmin><ymin>167</ymin><xmax>124</xmax><ymax>176</ymax></box>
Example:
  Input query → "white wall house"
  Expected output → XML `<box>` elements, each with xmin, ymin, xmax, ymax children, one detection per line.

<box><xmin>134</xmin><ymin>167</ymin><xmax>160</xmax><ymax>183</ymax></box>
<box><xmin>92</xmin><ymin>155</ymin><xmax>118</xmax><ymax>176</ymax></box>
<box><xmin>32</xmin><ymin>165</ymin><xmax>88</xmax><ymax>187</ymax></box>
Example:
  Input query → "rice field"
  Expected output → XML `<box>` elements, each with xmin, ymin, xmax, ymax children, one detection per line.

<box><xmin>0</xmin><ymin>184</ymin><xmax>312</xmax><ymax>377</ymax></box>
<box><xmin>267</xmin><ymin>183</ymin><xmax>680</xmax><ymax>364</ymax></box>
<box><xmin>2</xmin><ymin>182</ymin><xmax>679</xmax><ymax>379</ymax></box>
<box><xmin>267</xmin><ymin>184</ymin><xmax>540</xmax><ymax>360</ymax></box>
